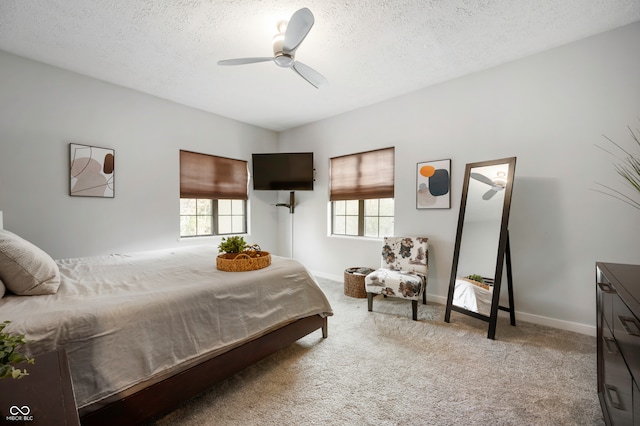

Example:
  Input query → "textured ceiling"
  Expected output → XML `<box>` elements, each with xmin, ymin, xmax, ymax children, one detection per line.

<box><xmin>1</xmin><ymin>1</ymin><xmax>639</xmax><ymax>132</ymax></box>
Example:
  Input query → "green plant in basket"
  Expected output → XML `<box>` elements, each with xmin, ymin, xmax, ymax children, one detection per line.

<box><xmin>218</xmin><ymin>236</ymin><xmax>248</xmax><ymax>254</ymax></box>
<box><xmin>0</xmin><ymin>321</ymin><xmax>34</xmax><ymax>379</ymax></box>
<box><xmin>466</xmin><ymin>274</ymin><xmax>484</xmax><ymax>283</ymax></box>
<box><xmin>216</xmin><ymin>237</ymin><xmax>270</xmax><ymax>272</ymax></box>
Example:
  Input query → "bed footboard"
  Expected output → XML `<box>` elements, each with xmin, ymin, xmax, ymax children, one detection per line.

<box><xmin>80</xmin><ymin>314</ymin><xmax>327</xmax><ymax>426</ymax></box>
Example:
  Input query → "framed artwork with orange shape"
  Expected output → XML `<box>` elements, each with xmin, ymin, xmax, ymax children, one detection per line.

<box><xmin>416</xmin><ymin>159</ymin><xmax>450</xmax><ymax>209</ymax></box>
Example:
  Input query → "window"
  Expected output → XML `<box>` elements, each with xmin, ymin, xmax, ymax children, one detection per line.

<box><xmin>330</xmin><ymin>147</ymin><xmax>395</xmax><ymax>237</ymax></box>
<box><xmin>180</xmin><ymin>198</ymin><xmax>246</xmax><ymax>236</ymax></box>
<box><xmin>332</xmin><ymin>198</ymin><xmax>394</xmax><ymax>237</ymax></box>
<box><xmin>179</xmin><ymin>150</ymin><xmax>248</xmax><ymax>237</ymax></box>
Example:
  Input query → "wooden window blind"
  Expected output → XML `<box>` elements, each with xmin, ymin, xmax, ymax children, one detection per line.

<box><xmin>180</xmin><ymin>150</ymin><xmax>248</xmax><ymax>200</ymax></box>
<box><xmin>329</xmin><ymin>147</ymin><xmax>395</xmax><ymax>201</ymax></box>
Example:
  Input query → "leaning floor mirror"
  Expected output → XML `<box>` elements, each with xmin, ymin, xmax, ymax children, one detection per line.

<box><xmin>444</xmin><ymin>157</ymin><xmax>516</xmax><ymax>339</ymax></box>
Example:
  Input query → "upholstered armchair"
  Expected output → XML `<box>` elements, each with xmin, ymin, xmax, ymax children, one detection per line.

<box><xmin>365</xmin><ymin>237</ymin><xmax>428</xmax><ymax>320</ymax></box>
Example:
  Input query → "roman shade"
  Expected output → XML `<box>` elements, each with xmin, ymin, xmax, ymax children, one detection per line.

<box><xmin>180</xmin><ymin>150</ymin><xmax>248</xmax><ymax>200</ymax></box>
<box><xmin>329</xmin><ymin>147</ymin><xmax>395</xmax><ymax>201</ymax></box>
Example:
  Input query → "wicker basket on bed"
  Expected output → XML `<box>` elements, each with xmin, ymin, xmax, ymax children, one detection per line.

<box><xmin>216</xmin><ymin>251</ymin><xmax>271</xmax><ymax>272</ymax></box>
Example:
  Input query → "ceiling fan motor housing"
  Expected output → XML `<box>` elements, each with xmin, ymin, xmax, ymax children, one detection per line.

<box><xmin>272</xmin><ymin>35</ymin><xmax>294</xmax><ymax>67</ymax></box>
<box><xmin>274</xmin><ymin>54</ymin><xmax>294</xmax><ymax>68</ymax></box>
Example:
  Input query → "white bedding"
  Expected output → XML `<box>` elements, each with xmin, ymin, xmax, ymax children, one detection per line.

<box><xmin>452</xmin><ymin>278</ymin><xmax>493</xmax><ymax>316</ymax></box>
<box><xmin>0</xmin><ymin>245</ymin><xmax>333</xmax><ymax>410</ymax></box>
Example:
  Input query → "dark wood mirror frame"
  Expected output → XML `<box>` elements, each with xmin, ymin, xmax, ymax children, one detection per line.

<box><xmin>444</xmin><ymin>157</ymin><xmax>517</xmax><ymax>339</ymax></box>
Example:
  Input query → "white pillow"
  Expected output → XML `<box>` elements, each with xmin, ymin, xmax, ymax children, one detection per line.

<box><xmin>0</xmin><ymin>230</ymin><xmax>60</xmax><ymax>295</ymax></box>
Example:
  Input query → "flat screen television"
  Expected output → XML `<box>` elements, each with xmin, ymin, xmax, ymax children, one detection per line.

<box><xmin>252</xmin><ymin>152</ymin><xmax>314</xmax><ymax>191</ymax></box>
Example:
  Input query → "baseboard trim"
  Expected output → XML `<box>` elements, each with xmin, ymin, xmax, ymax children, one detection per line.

<box><xmin>312</xmin><ymin>271</ymin><xmax>596</xmax><ymax>337</ymax></box>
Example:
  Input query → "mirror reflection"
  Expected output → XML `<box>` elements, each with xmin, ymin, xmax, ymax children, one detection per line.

<box><xmin>452</xmin><ymin>163</ymin><xmax>509</xmax><ymax>316</ymax></box>
<box><xmin>444</xmin><ymin>157</ymin><xmax>516</xmax><ymax>340</ymax></box>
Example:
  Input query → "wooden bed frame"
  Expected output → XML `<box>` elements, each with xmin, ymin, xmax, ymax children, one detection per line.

<box><xmin>79</xmin><ymin>314</ymin><xmax>327</xmax><ymax>426</ymax></box>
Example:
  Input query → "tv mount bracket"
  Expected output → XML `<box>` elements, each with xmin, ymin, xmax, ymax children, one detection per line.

<box><xmin>275</xmin><ymin>191</ymin><xmax>295</xmax><ymax>214</ymax></box>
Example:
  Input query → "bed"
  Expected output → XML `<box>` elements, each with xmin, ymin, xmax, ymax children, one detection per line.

<box><xmin>451</xmin><ymin>277</ymin><xmax>493</xmax><ymax>316</ymax></box>
<box><xmin>0</xmin><ymin>229</ymin><xmax>333</xmax><ymax>425</ymax></box>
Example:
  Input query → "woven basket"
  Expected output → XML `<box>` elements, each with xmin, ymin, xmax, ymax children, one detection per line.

<box><xmin>344</xmin><ymin>267</ymin><xmax>374</xmax><ymax>298</ymax></box>
<box><xmin>461</xmin><ymin>277</ymin><xmax>490</xmax><ymax>291</ymax></box>
<box><xmin>216</xmin><ymin>251</ymin><xmax>271</xmax><ymax>272</ymax></box>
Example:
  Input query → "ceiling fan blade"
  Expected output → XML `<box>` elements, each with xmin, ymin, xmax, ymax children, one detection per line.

<box><xmin>283</xmin><ymin>8</ymin><xmax>314</xmax><ymax>55</ymax></box>
<box><xmin>292</xmin><ymin>61</ymin><xmax>328</xmax><ymax>89</ymax></box>
<box><xmin>482</xmin><ymin>189</ymin><xmax>498</xmax><ymax>200</ymax></box>
<box><xmin>217</xmin><ymin>57</ymin><xmax>274</xmax><ymax>66</ymax></box>
<box><xmin>470</xmin><ymin>172</ymin><xmax>494</xmax><ymax>187</ymax></box>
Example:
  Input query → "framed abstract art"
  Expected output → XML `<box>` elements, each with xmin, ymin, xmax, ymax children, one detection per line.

<box><xmin>416</xmin><ymin>159</ymin><xmax>450</xmax><ymax>209</ymax></box>
<box><xmin>69</xmin><ymin>143</ymin><xmax>115</xmax><ymax>198</ymax></box>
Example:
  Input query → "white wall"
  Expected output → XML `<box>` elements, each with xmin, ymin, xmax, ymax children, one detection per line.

<box><xmin>1</xmin><ymin>22</ymin><xmax>639</xmax><ymax>335</ymax></box>
<box><xmin>278</xmin><ymin>22</ymin><xmax>640</xmax><ymax>334</ymax></box>
<box><xmin>0</xmin><ymin>50</ymin><xmax>280</xmax><ymax>259</ymax></box>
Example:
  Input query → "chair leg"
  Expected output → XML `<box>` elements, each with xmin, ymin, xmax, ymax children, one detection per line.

<box><xmin>422</xmin><ymin>288</ymin><xmax>427</xmax><ymax>305</ymax></box>
<box><xmin>367</xmin><ymin>292</ymin><xmax>373</xmax><ymax>312</ymax></box>
<box><xmin>412</xmin><ymin>300</ymin><xmax>418</xmax><ymax>321</ymax></box>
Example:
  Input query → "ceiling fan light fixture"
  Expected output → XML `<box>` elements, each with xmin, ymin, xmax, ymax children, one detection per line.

<box><xmin>272</xmin><ymin>32</ymin><xmax>285</xmax><ymax>54</ymax></box>
<box><xmin>493</xmin><ymin>171</ymin><xmax>507</xmax><ymax>187</ymax></box>
<box><xmin>277</xmin><ymin>20</ymin><xmax>288</xmax><ymax>34</ymax></box>
<box><xmin>272</xmin><ymin>19</ymin><xmax>288</xmax><ymax>54</ymax></box>
<box><xmin>272</xmin><ymin>32</ymin><xmax>284</xmax><ymax>45</ymax></box>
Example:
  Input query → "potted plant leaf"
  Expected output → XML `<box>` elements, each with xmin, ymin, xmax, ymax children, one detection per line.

<box><xmin>216</xmin><ymin>236</ymin><xmax>271</xmax><ymax>272</ymax></box>
<box><xmin>0</xmin><ymin>321</ymin><xmax>34</xmax><ymax>379</ymax></box>
<box><xmin>595</xmin><ymin>121</ymin><xmax>640</xmax><ymax>211</ymax></box>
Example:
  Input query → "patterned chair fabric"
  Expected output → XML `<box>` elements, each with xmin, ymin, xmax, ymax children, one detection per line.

<box><xmin>365</xmin><ymin>237</ymin><xmax>428</xmax><ymax>320</ymax></box>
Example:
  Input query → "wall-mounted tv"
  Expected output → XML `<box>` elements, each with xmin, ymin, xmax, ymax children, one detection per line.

<box><xmin>252</xmin><ymin>152</ymin><xmax>314</xmax><ymax>191</ymax></box>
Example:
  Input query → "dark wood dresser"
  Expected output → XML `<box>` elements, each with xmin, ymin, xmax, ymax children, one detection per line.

<box><xmin>0</xmin><ymin>348</ymin><xmax>79</xmax><ymax>425</ymax></box>
<box><xmin>597</xmin><ymin>262</ymin><xmax>640</xmax><ymax>425</ymax></box>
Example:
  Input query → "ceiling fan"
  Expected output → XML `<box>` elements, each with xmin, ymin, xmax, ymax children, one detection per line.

<box><xmin>217</xmin><ymin>8</ymin><xmax>328</xmax><ymax>89</ymax></box>
<box><xmin>471</xmin><ymin>172</ymin><xmax>506</xmax><ymax>200</ymax></box>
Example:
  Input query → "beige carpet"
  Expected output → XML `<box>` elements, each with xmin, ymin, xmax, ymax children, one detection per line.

<box><xmin>152</xmin><ymin>277</ymin><xmax>604</xmax><ymax>426</ymax></box>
